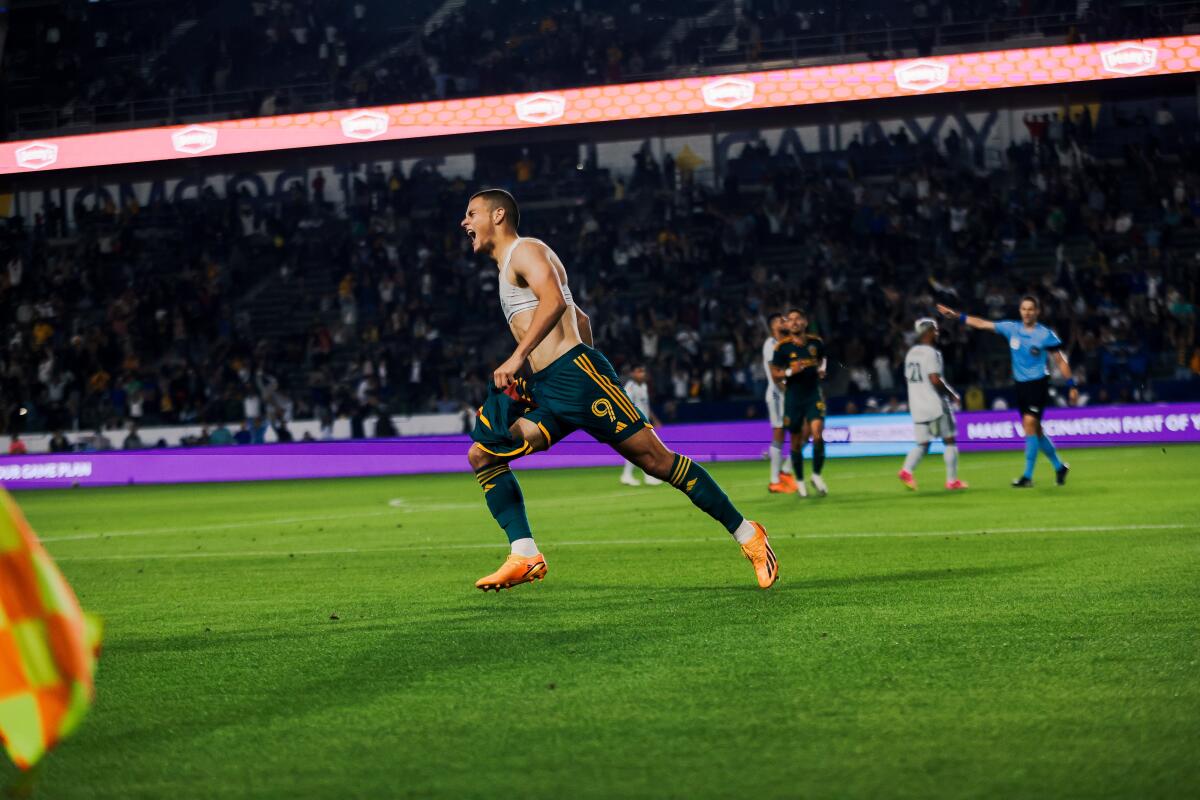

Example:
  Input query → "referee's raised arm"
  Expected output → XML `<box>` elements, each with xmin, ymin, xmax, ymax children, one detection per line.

<box><xmin>936</xmin><ymin>304</ymin><xmax>996</xmax><ymax>332</ymax></box>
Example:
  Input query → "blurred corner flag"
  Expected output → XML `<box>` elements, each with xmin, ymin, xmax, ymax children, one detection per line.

<box><xmin>0</xmin><ymin>487</ymin><xmax>101</xmax><ymax>771</ymax></box>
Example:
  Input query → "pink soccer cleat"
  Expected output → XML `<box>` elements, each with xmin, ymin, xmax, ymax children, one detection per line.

<box><xmin>898</xmin><ymin>469</ymin><xmax>918</xmax><ymax>491</ymax></box>
<box><xmin>945</xmin><ymin>479</ymin><xmax>969</xmax><ymax>491</ymax></box>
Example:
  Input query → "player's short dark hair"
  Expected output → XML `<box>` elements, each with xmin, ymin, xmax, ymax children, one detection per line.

<box><xmin>470</xmin><ymin>188</ymin><xmax>520</xmax><ymax>229</ymax></box>
<box><xmin>631</xmin><ymin>363</ymin><xmax>647</xmax><ymax>371</ymax></box>
<box><xmin>767</xmin><ymin>312</ymin><xmax>783</xmax><ymax>324</ymax></box>
<box><xmin>1019</xmin><ymin>295</ymin><xmax>1040</xmax><ymax>309</ymax></box>
<box><xmin>788</xmin><ymin>307</ymin><xmax>807</xmax><ymax>318</ymax></box>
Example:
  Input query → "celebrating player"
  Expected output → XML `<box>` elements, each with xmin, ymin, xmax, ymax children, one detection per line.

<box><xmin>937</xmin><ymin>296</ymin><xmax>1079</xmax><ymax>487</ymax></box>
<box><xmin>769</xmin><ymin>308</ymin><xmax>828</xmax><ymax>497</ymax></box>
<box><xmin>619</xmin><ymin>364</ymin><xmax>664</xmax><ymax>486</ymax></box>
<box><xmin>898</xmin><ymin>318</ymin><xmax>968</xmax><ymax>491</ymax></box>
<box><xmin>462</xmin><ymin>189</ymin><xmax>777</xmax><ymax>590</ymax></box>
<box><xmin>763</xmin><ymin>313</ymin><xmax>798</xmax><ymax>494</ymax></box>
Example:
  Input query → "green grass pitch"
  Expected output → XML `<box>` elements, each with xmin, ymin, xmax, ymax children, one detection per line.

<box><xmin>3</xmin><ymin>445</ymin><xmax>1199</xmax><ymax>799</ymax></box>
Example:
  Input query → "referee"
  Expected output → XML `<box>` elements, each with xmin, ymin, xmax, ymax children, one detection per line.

<box><xmin>937</xmin><ymin>296</ymin><xmax>1080</xmax><ymax>487</ymax></box>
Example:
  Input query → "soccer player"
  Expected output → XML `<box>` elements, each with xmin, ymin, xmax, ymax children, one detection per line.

<box><xmin>898</xmin><ymin>318</ymin><xmax>968</xmax><ymax>491</ymax></box>
<box><xmin>619</xmin><ymin>364</ymin><xmax>664</xmax><ymax>486</ymax></box>
<box><xmin>763</xmin><ymin>313</ymin><xmax>798</xmax><ymax>494</ymax></box>
<box><xmin>937</xmin><ymin>296</ymin><xmax>1079</xmax><ymax>487</ymax></box>
<box><xmin>461</xmin><ymin>189</ymin><xmax>778</xmax><ymax>590</ymax></box>
<box><xmin>769</xmin><ymin>308</ymin><xmax>828</xmax><ymax>497</ymax></box>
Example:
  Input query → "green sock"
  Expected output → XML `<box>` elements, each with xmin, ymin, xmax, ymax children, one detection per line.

<box><xmin>666</xmin><ymin>453</ymin><xmax>743</xmax><ymax>534</ymax></box>
<box><xmin>475</xmin><ymin>464</ymin><xmax>532</xmax><ymax>543</ymax></box>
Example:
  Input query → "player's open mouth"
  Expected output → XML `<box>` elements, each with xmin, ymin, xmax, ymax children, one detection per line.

<box><xmin>466</xmin><ymin>229</ymin><xmax>477</xmax><ymax>242</ymax></box>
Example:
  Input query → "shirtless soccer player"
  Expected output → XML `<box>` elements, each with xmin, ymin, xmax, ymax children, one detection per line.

<box><xmin>461</xmin><ymin>189</ymin><xmax>778</xmax><ymax>591</ymax></box>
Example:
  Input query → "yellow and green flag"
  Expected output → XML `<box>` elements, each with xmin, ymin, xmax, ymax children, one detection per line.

<box><xmin>0</xmin><ymin>487</ymin><xmax>101</xmax><ymax>770</ymax></box>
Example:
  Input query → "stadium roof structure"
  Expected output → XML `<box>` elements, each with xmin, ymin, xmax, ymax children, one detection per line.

<box><xmin>2</xmin><ymin>35</ymin><xmax>1198</xmax><ymax>177</ymax></box>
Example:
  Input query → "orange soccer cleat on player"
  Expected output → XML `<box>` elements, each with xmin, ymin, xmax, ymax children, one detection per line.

<box><xmin>739</xmin><ymin>522</ymin><xmax>779</xmax><ymax>589</ymax></box>
<box><xmin>475</xmin><ymin>552</ymin><xmax>548</xmax><ymax>592</ymax></box>
<box><xmin>898</xmin><ymin>469</ymin><xmax>918</xmax><ymax>491</ymax></box>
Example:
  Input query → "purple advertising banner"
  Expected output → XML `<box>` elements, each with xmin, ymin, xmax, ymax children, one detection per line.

<box><xmin>3</xmin><ymin>403</ymin><xmax>1198</xmax><ymax>490</ymax></box>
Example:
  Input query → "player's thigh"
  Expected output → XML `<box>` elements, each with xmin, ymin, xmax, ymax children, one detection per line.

<box><xmin>913</xmin><ymin>422</ymin><xmax>933</xmax><ymax>446</ymax></box>
<box><xmin>468</xmin><ymin>419</ymin><xmax>549</xmax><ymax>470</ymax></box>
<box><xmin>1021</xmin><ymin>414</ymin><xmax>1041</xmax><ymax>436</ymax></box>
<box><xmin>766</xmin><ymin>390</ymin><xmax>786</xmax><ymax>429</ymax></box>
<box><xmin>554</xmin><ymin>348</ymin><xmax>651</xmax><ymax>444</ymax></box>
<box><xmin>510</xmin><ymin>418</ymin><xmax>550</xmax><ymax>453</ymax></box>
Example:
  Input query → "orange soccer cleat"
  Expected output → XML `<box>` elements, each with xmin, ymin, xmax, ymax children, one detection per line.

<box><xmin>898</xmin><ymin>469</ymin><xmax>918</xmax><ymax>491</ymax></box>
<box><xmin>779</xmin><ymin>473</ymin><xmax>799</xmax><ymax>492</ymax></box>
<box><xmin>475</xmin><ymin>552</ymin><xmax>548</xmax><ymax>592</ymax></box>
<box><xmin>768</xmin><ymin>481</ymin><xmax>791</xmax><ymax>494</ymax></box>
<box><xmin>739</xmin><ymin>522</ymin><xmax>779</xmax><ymax>589</ymax></box>
<box><xmin>945</xmin><ymin>479</ymin><xmax>969</xmax><ymax>491</ymax></box>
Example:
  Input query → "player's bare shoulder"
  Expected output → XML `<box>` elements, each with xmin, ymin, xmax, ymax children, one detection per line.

<box><xmin>509</xmin><ymin>237</ymin><xmax>568</xmax><ymax>284</ymax></box>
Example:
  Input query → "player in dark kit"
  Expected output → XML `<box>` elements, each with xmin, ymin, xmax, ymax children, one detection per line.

<box><xmin>770</xmin><ymin>309</ymin><xmax>829</xmax><ymax>497</ymax></box>
<box><xmin>461</xmin><ymin>189</ymin><xmax>778</xmax><ymax>591</ymax></box>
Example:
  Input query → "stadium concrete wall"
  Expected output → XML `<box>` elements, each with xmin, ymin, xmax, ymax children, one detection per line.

<box><xmin>2</xmin><ymin>403</ymin><xmax>1197</xmax><ymax>490</ymax></box>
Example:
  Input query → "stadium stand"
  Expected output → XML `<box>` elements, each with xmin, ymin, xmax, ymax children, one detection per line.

<box><xmin>2</xmin><ymin>92</ymin><xmax>1197</xmax><ymax>447</ymax></box>
<box><xmin>4</xmin><ymin>0</ymin><xmax>1198</xmax><ymax>137</ymax></box>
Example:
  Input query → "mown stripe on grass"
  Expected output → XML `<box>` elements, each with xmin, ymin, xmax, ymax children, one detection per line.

<box><xmin>50</xmin><ymin>523</ymin><xmax>1192</xmax><ymax>562</ymax></box>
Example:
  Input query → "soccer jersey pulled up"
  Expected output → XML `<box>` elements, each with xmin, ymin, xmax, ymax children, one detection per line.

<box><xmin>771</xmin><ymin>335</ymin><xmax>825</xmax><ymax>396</ymax></box>
<box><xmin>993</xmin><ymin>320</ymin><xmax>1062</xmax><ymax>383</ymax></box>
<box><xmin>623</xmin><ymin>379</ymin><xmax>651</xmax><ymax>417</ymax></box>
<box><xmin>904</xmin><ymin>344</ymin><xmax>950</xmax><ymax>423</ymax></box>
<box><xmin>499</xmin><ymin>237</ymin><xmax>575</xmax><ymax>323</ymax></box>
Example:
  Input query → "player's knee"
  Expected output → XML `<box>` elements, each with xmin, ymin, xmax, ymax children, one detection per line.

<box><xmin>644</xmin><ymin>450</ymin><xmax>675</xmax><ymax>480</ymax></box>
<box><xmin>467</xmin><ymin>445</ymin><xmax>496</xmax><ymax>471</ymax></box>
<box><xmin>944</xmin><ymin>438</ymin><xmax>956</xmax><ymax>446</ymax></box>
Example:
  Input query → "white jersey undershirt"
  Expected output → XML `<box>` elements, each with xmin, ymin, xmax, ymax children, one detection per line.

<box><xmin>498</xmin><ymin>237</ymin><xmax>575</xmax><ymax>323</ymax></box>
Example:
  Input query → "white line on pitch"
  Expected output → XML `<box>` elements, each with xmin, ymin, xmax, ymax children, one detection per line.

<box><xmin>50</xmin><ymin>523</ymin><xmax>1192</xmax><ymax>562</ymax></box>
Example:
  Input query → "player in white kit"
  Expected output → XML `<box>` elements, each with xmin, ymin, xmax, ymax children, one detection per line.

<box><xmin>763</xmin><ymin>313</ymin><xmax>798</xmax><ymax>494</ymax></box>
<box><xmin>620</xmin><ymin>365</ymin><xmax>664</xmax><ymax>486</ymax></box>
<box><xmin>898</xmin><ymin>318</ymin><xmax>968</xmax><ymax>491</ymax></box>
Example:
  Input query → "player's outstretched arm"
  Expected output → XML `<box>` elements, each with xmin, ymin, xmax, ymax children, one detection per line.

<box><xmin>1052</xmin><ymin>350</ymin><xmax>1081</xmax><ymax>405</ymax></box>
<box><xmin>493</xmin><ymin>244</ymin><xmax>570</xmax><ymax>387</ymax></box>
<box><xmin>936</xmin><ymin>303</ymin><xmax>995</xmax><ymax>332</ymax></box>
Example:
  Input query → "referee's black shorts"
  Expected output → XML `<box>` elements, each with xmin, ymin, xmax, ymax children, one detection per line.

<box><xmin>1014</xmin><ymin>377</ymin><xmax>1050</xmax><ymax>419</ymax></box>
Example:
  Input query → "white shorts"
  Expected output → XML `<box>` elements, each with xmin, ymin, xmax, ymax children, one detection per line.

<box><xmin>914</xmin><ymin>412</ymin><xmax>958</xmax><ymax>444</ymax></box>
<box><xmin>766</xmin><ymin>387</ymin><xmax>785</xmax><ymax>429</ymax></box>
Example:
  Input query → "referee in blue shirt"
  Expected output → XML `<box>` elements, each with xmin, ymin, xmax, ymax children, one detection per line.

<box><xmin>938</xmin><ymin>296</ymin><xmax>1080</xmax><ymax>487</ymax></box>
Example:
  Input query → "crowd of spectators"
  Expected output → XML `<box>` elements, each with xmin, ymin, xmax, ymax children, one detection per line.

<box><xmin>5</xmin><ymin>1</ymin><xmax>1198</xmax><ymax>137</ymax></box>
<box><xmin>2</xmin><ymin>94</ymin><xmax>1198</xmax><ymax>450</ymax></box>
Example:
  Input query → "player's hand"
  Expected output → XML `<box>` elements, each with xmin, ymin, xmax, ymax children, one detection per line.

<box><xmin>493</xmin><ymin>353</ymin><xmax>524</xmax><ymax>389</ymax></box>
<box><xmin>1068</xmin><ymin>387</ymin><xmax>1080</xmax><ymax>405</ymax></box>
<box><xmin>818</xmin><ymin>370</ymin><xmax>826</xmax><ymax>380</ymax></box>
<box><xmin>936</xmin><ymin>303</ymin><xmax>958</xmax><ymax>319</ymax></box>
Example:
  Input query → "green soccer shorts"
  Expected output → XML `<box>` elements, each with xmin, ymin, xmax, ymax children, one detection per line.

<box><xmin>783</xmin><ymin>390</ymin><xmax>826</xmax><ymax>433</ymax></box>
<box><xmin>470</xmin><ymin>344</ymin><xmax>650</xmax><ymax>455</ymax></box>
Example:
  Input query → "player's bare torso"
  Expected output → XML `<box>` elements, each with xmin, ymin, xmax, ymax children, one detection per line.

<box><xmin>503</xmin><ymin>240</ymin><xmax>583</xmax><ymax>372</ymax></box>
